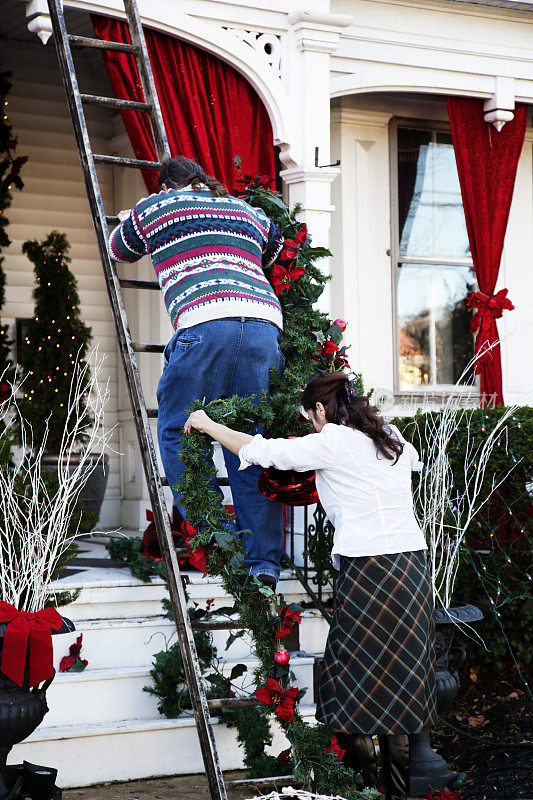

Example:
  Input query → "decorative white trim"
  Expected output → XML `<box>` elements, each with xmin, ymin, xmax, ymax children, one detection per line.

<box><xmin>22</xmin><ymin>0</ymin><xmax>53</xmax><ymax>45</ymax></box>
<box><xmin>287</xmin><ymin>11</ymin><xmax>354</xmax><ymax>28</ymax></box>
<box><xmin>279</xmin><ymin>167</ymin><xmax>340</xmax><ymax>186</ymax></box>
<box><xmin>223</xmin><ymin>27</ymin><xmax>282</xmax><ymax>79</ymax></box>
<box><xmin>288</xmin><ymin>11</ymin><xmax>353</xmax><ymax>54</ymax></box>
<box><xmin>483</xmin><ymin>76</ymin><xmax>516</xmax><ymax>129</ymax></box>
<box><xmin>331</xmin><ymin>108</ymin><xmax>394</xmax><ymax>127</ymax></box>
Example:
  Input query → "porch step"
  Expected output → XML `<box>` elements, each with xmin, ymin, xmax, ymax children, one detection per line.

<box><xmin>56</xmin><ymin>568</ymin><xmax>318</xmax><ymax>622</ymax></box>
<box><xmin>42</xmin><ymin>656</ymin><xmax>316</xmax><ymax>728</ymax></box>
<box><xmin>12</xmin><ymin>705</ymin><xmax>319</xmax><ymax>788</ymax></box>
<box><xmin>53</xmin><ymin>610</ymin><xmax>329</xmax><ymax>671</ymax></box>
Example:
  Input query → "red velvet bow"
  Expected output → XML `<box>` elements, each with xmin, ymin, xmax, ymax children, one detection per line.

<box><xmin>465</xmin><ymin>289</ymin><xmax>514</xmax><ymax>372</ymax></box>
<box><xmin>465</xmin><ymin>289</ymin><xmax>515</xmax><ymax>331</ymax></box>
<box><xmin>0</xmin><ymin>601</ymin><xmax>63</xmax><ymax>687</ymax></box>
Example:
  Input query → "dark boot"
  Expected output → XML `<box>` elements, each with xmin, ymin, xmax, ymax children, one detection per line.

<box><xmin>378</xmin><ymin>735</ymin><xmax>410</xmax><ymax>800</ymax></box>
<box><xmin>337</xmin><ymin>732</ymin><xmax>380</xmax><ymax>790</ymax></box>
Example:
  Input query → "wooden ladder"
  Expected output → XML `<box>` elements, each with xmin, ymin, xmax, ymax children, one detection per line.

<box><xmin>45</xmin><ymin>1</ymin><xmax>266</xmax><ymax>796</ymax></box>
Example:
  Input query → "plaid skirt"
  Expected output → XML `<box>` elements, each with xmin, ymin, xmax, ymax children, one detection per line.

<box><xmin>316</xmin><ymin>550</ymin><xmax>438</xmax><ymax>735</ymax></box>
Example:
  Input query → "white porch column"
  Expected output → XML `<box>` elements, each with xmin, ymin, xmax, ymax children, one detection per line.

<box><xmin>281</xmin><ymin>12</ymin><xmax>352</xmax><ymax>312</ymax></box>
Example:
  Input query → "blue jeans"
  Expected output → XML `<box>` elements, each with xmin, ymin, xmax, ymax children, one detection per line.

<box><xmin>156</xmin><ymin>317</ymin><xmax>284</xmax><ymax>581</ymax></box>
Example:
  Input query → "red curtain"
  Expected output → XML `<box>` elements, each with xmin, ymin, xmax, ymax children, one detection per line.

<box><xmin>447</xmin><ymin>97</ymin><xmax>527</xmax><ymax>406</ymax></box>
<box><xmin>91</xmin><ymin>16</ymin><xmax>276</xmax><ymax>194</ymax></box>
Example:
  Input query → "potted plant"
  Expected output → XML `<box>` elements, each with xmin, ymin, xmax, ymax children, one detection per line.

<box><xmin>17</xmin><ymin>231</ymin><xmax>108</xmax><ymax>531</ymax></box>
<box><xmin>0</xmin><ymin>357</ymin><xmax>111</xmax><ymax>797</ymax></box>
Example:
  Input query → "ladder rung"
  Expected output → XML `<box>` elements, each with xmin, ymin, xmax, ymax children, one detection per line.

<box><xmin>146</xmin><ymin>408</ymin><xmax>158</xmax><ymax>418</ymax></box>
<box><xmin>132</xmin><ymin>343</ymin><xmax>165</xmax><ymax>353</ymax></box>
<box><xmin>68</xmin><ymin>34</ymin><xmax>141</xmax><ymax>54</ymax></box>
<box><xmin>119</xmin><ymin>278</ymin><xmax>160</xmax><ymax>290</ymax></box>
<box><xmin>81</xmin><ymin>93</ymin><xmax>152</xmax><ymax>112</ymax></box>
<box><xmin>106</xmin><ymin>215</ymin><xmax>119</xmax><ymax>226</ymax></box>
<box><xmin>227</xmin><ymin>775</ymin><xmax>298</xmax><ymax>789</ymax></box>
<box><xmin>192</xmin><ymin>620</ymin><xmax>246</xmax><ymax>631</ymax></box>
<box><xmin>93</xmin><ymin>154</ymin><xmax>162</xmax><ymax>169</ymax></box>
<box><xmin>175</xmin><ymin>547</ymin><xmax>188</xmax><ymax>558</ymax></box>
<box><xmin>207</xmin><ymin>698</ymin><xmax>259</xmax><ymax>710</ymax></box>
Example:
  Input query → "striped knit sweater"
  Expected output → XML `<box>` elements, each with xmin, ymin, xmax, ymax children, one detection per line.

<box><xmin>108</xmin><ymin>187</ymin><xmax>284</xmax><ymax>331</ymax></box>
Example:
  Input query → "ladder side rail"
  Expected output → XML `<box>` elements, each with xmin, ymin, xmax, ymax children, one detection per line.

<box><xmin>46</xmin><ymin>3</ymin><xmax>226</xmax><ymax>798</ymax></box>
<box><xmin>123</xmin><ymin>0</ymin><xmax>170</xmax><ymax>160</ymax></box>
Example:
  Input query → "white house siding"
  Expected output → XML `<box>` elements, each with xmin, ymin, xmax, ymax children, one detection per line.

<box><xmin>2</xmin><ymin>35</ymin><xmax>122</xmax><ymax>528</ymax></box>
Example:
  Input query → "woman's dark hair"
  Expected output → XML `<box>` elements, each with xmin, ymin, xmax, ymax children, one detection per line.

<box><xmin>157</xmin><ymin>155</ymin><xmax>229</xmax><ymax>197</ymax></box>
<box><xmin>300</xmin><ymin>372</ymin><xmax>404</xmax><ymax>464</ymax></box>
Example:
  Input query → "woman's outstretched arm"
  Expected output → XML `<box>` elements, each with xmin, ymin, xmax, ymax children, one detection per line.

<box><xmin>184</xmin><ymin>409</ymin><xmax>253</xmax><ymax>455</ymax></box>
<box><xmin>185</xmin><ymin>410</ymin><xmax>335</xmax><ymax>472</ymax></box>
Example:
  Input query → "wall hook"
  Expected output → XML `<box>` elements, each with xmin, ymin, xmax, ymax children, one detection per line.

<box><xmin>315</xmin><ymin>147</ymin><xmax>341</xmax><ymax>168</ymax></box>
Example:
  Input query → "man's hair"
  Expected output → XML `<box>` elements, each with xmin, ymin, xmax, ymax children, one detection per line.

<box><xmin>157</xmin><ymin>155</ymin><xmax>228</xmax><ymax>196</ymax></box>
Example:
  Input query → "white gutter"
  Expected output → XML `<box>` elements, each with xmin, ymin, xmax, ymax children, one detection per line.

<box><xmin>445</xmin><ymin>0</ymin><xmax>533</xmax><ymax>13</ymax></box>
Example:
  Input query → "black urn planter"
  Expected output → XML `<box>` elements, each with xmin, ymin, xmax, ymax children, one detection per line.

<box><xmin>0</xmin><ymin>617</ymin><xmax>74</xmax><ymax>799</ymax></box>
<box><xmin>409</xmin><ymin>604</ymin><xmax>483</xmax><ymax>797</ymax></box>
<box><xmin>41</xmin><ymin>454</ymin><xmax>109</xmax><ymax>533</ymax></box>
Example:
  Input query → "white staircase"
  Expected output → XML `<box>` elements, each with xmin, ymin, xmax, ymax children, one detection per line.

<box><xmin>11</xmin><ymin>541</ymin><xmax>332</xmax><ymax>788</ymax></box>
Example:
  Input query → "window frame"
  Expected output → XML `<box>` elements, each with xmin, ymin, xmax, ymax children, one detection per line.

<box><xmin>389</xmin><ymin>116</ymin><xmax>479</xmax><ymax>398</ymax></box>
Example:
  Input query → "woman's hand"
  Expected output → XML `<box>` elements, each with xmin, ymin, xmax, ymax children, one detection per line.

<box><xmin>184</xmin><ymin>409</ymin><xmax>214</xmax><ymax>435</ymax></box>
<box><xmin>117</xmin><ymin>209</ymin><xmax>131</xmax><ymax>222</ymax></box>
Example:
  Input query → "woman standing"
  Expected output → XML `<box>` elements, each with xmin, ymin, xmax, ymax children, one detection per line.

<box><xmin>185</xmin><ymin>371</ymin><xmax>437</xmax><ymax>800</ymax></box>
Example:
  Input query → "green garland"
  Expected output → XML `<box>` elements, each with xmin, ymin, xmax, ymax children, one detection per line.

<box><xmin>172</xmin><ymin>178</ymin><xmax>377</xmax><ymax>798</ymax></box>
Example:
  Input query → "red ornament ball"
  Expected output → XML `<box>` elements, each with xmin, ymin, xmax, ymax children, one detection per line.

<box><xmin>334</xmin><ymin>318</ymin><xmax>347</xmax><ymax>331</ymax></box>
<box><xmin>274</xmin><ymin>649</ymin><xmax>290</xmax><ymax>666</ymax></box>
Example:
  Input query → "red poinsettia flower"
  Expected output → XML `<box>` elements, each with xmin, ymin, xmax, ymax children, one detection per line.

<box><xmin>275</xmin><ymin>605</ymin><xmax>302</xmax><ymax>640</ymax></box>
<box><xmin>59</xmin><ymin>634</ymin><xmax>88</xmax><ymax>673</ymax></box>
<box><xmin>270</xmin><ymin>263</ymin><xmax>306</xmax><ymax>295</ymax></box>
<box><xmin>279</xmin><ymin>226</ymin><xmax>307</xmax><ymax>261</ymax></box>
<box><xmin>255</xmin><ymin>678</ymin><xmax>299</xmax><ymax>722</ymax></box>
<box><xmin>335</xmin><ymin>355</ymin><xmax>351</xmax><ymax>370</ymax></box>
<box><xmin>277</xmin><ymin>747</ymin><xmax>292</xmax><ymax>764</ymax></box>
<box><xmin>323</xmin><ymin>341</ymin><xmax>339</xmax><ymax>354</ymax></box>
<box><xmin>326</xmin><ymin>735</ymin><xmax>346</xmax><ymax>761</ymax></box>
<box><xmin>186</xmin><ymin>536</ymin><xmax>208</xmax><ymax>574</ymax></box>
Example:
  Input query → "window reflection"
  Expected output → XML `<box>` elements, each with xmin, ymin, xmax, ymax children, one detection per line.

<box><xmin>398</xmin><ymin>263</ymin><xmax>476</xmax><ymax>388</ymax></box>
<box><xmin>398</xmin><ymin>129</ymin><xmax>470</xmax><ymax>260</ymax></box>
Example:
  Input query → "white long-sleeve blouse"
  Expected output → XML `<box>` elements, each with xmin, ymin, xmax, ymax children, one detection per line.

<box><xmin>238</xmin><ymin>422</ymin><xmax>426</xmax><ymax>569</ymax></box>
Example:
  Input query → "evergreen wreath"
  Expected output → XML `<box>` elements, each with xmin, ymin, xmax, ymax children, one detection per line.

<box><xmin>172</xmin><ymin>176</ymin><xmax>377</xmax><ymax>798</ymax></box>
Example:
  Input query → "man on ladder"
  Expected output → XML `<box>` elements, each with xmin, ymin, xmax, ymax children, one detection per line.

<box><xmin>109</xmin><ymin>154</ymin><xmax>285</xmax><ymax>589</ymax></box>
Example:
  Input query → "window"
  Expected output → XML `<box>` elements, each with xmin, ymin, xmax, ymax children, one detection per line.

<box><xmin>393</xmin><ymin>124</ymin><xmax>476</xmax><ymax>391</ymax></box>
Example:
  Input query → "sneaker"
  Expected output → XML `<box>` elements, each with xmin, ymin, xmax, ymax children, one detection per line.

<box><xmin>255</xmin><ymin>573</ymin><xmax>277</xmax><ymax>591</ymax></box>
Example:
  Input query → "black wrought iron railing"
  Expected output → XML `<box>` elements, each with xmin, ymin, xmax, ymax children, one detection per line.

<box><xmin>282</xmin><ymin>503</ymin><xmax>336</xmax><ymax>623</ymax></box>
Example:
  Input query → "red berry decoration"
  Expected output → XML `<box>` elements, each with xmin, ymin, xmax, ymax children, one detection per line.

<box><xmin>274</xmin><ymin>648</ymin><xmax>290</xmax><ymax>666</ymax></box>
